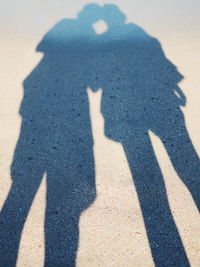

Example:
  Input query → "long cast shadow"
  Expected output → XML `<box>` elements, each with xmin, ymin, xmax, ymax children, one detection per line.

<box><xmin>96</xmin><ymin>4</ymin><xmax>199</xmax><ymax>267</ymax></box>
<box><xmin>0</xmin><ymin>4</ymin><xmax>101</xmax><ymax>267</ymax></box>
<box><xmin>0</xmin><ymin>3</ymin><xmax>199</xmax><ymax>267</ymax></box>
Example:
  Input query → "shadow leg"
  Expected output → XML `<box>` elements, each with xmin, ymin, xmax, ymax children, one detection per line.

<box><xmin>160</xmin><ymin>120</ymin><xmax>200</xmax><ymax>211</ymax></box>
<box><xmin>44</xmin><ymin>172</ymin><xmax>82</xmax><ymax>267</ymax></box>
<box><xmin>0</xmin><ymin>172</ymin><xmax>43</xmax><ymax>266</ymax></box>
<box><xmin>123</xmin><ymin>131</ymin><xmax>190</xmax><ymax>267</ymax></box>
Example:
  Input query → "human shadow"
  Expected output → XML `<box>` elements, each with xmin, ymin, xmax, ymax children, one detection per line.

<box><xmin>0</xmin><ymin>4</ymin><xmax>102</xmax><ymax>267</ymax></box>
<box><xmin>0</xmin><ymin>3</ymin><xmax>199</xmax><ymax>267</ymax></box>
<box><xmin>93</xmin><ymin>4</ymin><xmax>199</xmax><ymax>267</ymax></box>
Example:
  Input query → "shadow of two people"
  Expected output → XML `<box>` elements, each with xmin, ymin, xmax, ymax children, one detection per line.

<box><xmin>0</xmin><ymin>3</ymin><xmax>199</xmax><ymax>267</ymax></box>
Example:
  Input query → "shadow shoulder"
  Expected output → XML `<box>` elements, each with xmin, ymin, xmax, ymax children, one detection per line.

<box><xmin>36</xmin><ymin>18</ymin><xmax>76</xmax><ymax>52</ymax></box>
<box><xmin>125</xmin><ymin>23</ymin><xmax>158</xmax><ymax>42</ymax></box>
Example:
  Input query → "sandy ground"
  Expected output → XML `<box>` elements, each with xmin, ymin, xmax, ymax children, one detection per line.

<box><xmin>0</xmin><ymin>0</ymin><xmax>199</xmax><ymax>266</ymax></box>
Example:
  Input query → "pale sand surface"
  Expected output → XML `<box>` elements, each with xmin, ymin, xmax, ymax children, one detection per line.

<box><xmin>0</xmin><ymin>0</ymin><xmax>199</xmax><ymax>266</ymax></box>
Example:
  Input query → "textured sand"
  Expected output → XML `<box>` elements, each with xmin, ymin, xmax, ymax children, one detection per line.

<box><xmin>0</xmin><ymin>1</ymin><xmax>199</xmax><ymax>266</ymax></box>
